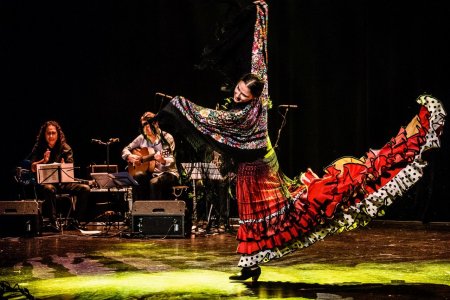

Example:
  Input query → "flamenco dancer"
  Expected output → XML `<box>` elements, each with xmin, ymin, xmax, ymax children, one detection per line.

<box><xmin>154</xmin><ymin>0</ymin><xmax>446</xmax><ymax>281</ymax></box>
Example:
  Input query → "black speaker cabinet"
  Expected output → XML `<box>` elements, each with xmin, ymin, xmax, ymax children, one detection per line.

<box><xmin>132</xmin><ymin>200</ymin><xmax>186</xmax><ymax>238</ymax></box>
<box><xmin>0</xmin><ymin>200</ymin><xmax>42</xmax><ymax>236</ymax></box>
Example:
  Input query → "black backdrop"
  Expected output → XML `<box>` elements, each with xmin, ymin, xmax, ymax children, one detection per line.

<box><xmin>1</xmin><ymin>0</ymin><xmax>449</xmax><ymax>221</ymax></box>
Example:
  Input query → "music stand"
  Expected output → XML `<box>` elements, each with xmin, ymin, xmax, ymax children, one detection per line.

<box><xmin>37</xmin><ymin>163</ymin><xmax>76</xmax><ymax>184</ymax></box>
<box><xmin>110</xmin><ymin>172</ymin><xmax>139</xmax><ymax>188</ymax></box>
<box><xmin>36</xmin><ymin>163</ymin><xmax>77</xmax><ymax>231</ymax></box>
<box><xmin>181</xmin><ymin>162</ymin><xmax>224</xmax><ymax>223</ymax></box>
<box><xmin>91</xmin><ymin>173</ymin><xmax>113</xmax><ymax>189</ymax></box>
<box><xmin>90</xmin><ymin>172</ymin><xmax>138</xmax><ymax>228</ymax></box>
<box><xmin>181</xmin><ymin>162</ymin><xmax>223</xmax><ymax>181</ymax></box>
<box><xmin>91</xmin><ymin>172</ymin><xmax>138</xmax><ymax>189</ymax></box>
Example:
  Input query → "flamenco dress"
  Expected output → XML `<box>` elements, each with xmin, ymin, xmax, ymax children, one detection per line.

<box><xmin>156</xmin><ymin>1</ymin><xmax>446</xmax><ymax>268</ymax></box>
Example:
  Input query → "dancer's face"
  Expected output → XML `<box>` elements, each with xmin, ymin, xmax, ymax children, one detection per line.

<box><xmin>233</xmin><ymin>80</ymin><xmax>254</xmax><ymax>104</ymax></box>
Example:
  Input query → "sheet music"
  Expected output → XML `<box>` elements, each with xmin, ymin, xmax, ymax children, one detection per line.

<box><xmin>181</xmin><ymin>162</ymin><xmax>223</xmax><ymax>180</ymax></box>
<box><xmin>90</xmin><ymin>172</ymin><xmax>114</xmax><ymax>189</ymax></box>
<box><xmin>60</xmin><ymin>163</ymin><xmax>75</xmax><ymax>182</ymax></box>
<box><xmin>37</xmin><ymin>163</ymin><xmax>75</xmax><ymax>184</ymax></box>
<box><xmin>91</xmin><ymin>172</ymin><xmax>139</xmax><ymax>189</ymax></box>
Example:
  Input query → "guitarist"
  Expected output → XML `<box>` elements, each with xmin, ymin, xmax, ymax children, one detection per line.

<box><xmin>121</xmin><ymin>111</ymin><xmax>179</xmax><ymax>200</ymax></box>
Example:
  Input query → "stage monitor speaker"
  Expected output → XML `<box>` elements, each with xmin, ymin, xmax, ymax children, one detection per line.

<box><xmin>132</xmin><ymin>200</ymin><xmax>186</xmax><ymax>238</ymax></box>
<box><xmin>0</xmin><ymin>200</ymin><xmax>42</xmax><ymax>236</ymax></box>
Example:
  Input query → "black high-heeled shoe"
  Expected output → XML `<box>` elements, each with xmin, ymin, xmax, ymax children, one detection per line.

<box><xmin>229</xmin><ymin>266</ymin><xmax>261</xmax><ymax>282</ymax></box>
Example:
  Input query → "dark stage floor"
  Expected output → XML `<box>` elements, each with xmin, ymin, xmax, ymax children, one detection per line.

<box><xmin>1</xmin><ymin>220</ymin><xmax>450</xmax><ymax>299</ymax></box>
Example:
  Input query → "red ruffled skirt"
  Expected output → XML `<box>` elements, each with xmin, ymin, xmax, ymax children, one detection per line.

<box><xmin>234</xmin><ymin>95</ymin><xmax>446</xmax><ymax>265</ymax></box>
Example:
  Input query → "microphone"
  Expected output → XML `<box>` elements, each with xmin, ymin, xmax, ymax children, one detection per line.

<box><xmin>109</xmin><ymin>138</ymin><xmax>120</xmax><ymax>143</ymax></box>
<box><xmin>91</xmin><ymin>139</ymin><xmax>103</xmax><ymax>144</ymax></box>
<box><xmin>155</xmin><ymin>92</ymin><xmax>173</xmax><ymax>99</ymax></box>
<box><xmin>278</xmin><ymin>104</ymin><xmax>298</xmax><ymax>109</ymax></box>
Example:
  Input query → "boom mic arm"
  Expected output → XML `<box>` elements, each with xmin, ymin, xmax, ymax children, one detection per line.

<box><xmin>91</xmin><ymin>139</ymin><xmax>105</xmax><ymax>145</ymax></box>
<box><xmin>155</xmin><ymin>92</ymin><xmax>173</xmax><ymax>99</ymax></box>
<box><xmin>278</xmin><ymin>104</ymin><xmax>298</xmax><ymax>109</ymax></box>
<box><xmin>91</xmin><ymin>138</ymin><xmax>120</xmax><ymax>145</ymax></box>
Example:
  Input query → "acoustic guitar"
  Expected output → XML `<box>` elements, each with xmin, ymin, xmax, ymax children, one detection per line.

<box><xmin>127</xmin><ymin>147</ymin><xmax>156</xmax><ymax>177</ymax></box>
<box><xmin>127</xmin><ymin>147</ymin><xmax>170</xmax><ymax>177</ymax></box>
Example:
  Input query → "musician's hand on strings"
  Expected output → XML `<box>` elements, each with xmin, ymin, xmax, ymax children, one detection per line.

<box><xmin>127</xmin><ymin>154</ymin><xmax>142</xmax><ymax>166</ymax></box>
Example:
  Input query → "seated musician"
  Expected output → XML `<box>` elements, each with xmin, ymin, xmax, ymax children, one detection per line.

<box><xmin>121</xmin><ymin>111</ymin><xmax>179</xmax><ymax>200</ymax></box>
<box><xmin>28</xmin><ymin>120</ymin><xmax>90</xmax><ymax>230</ymax></box>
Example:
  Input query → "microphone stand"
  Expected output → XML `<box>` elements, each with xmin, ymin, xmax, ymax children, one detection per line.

<box><xmin>273</xmin><ymin>107</ymin><xmax>290</xmax><ymax>151</ymax></box>
<box><xmin>107</xmin><ymin>142</ymin><xmax>110</xmax><ymax>171</ymax></box>
<box><xmin>155</xmin><ymin>92</ymin><xmax>173</xmax><ymax>112</ymax></box>
<box><xmin>91</xmin><ymin>139</ymin><xmax>118</xmax><ymax>171</ymax></box>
